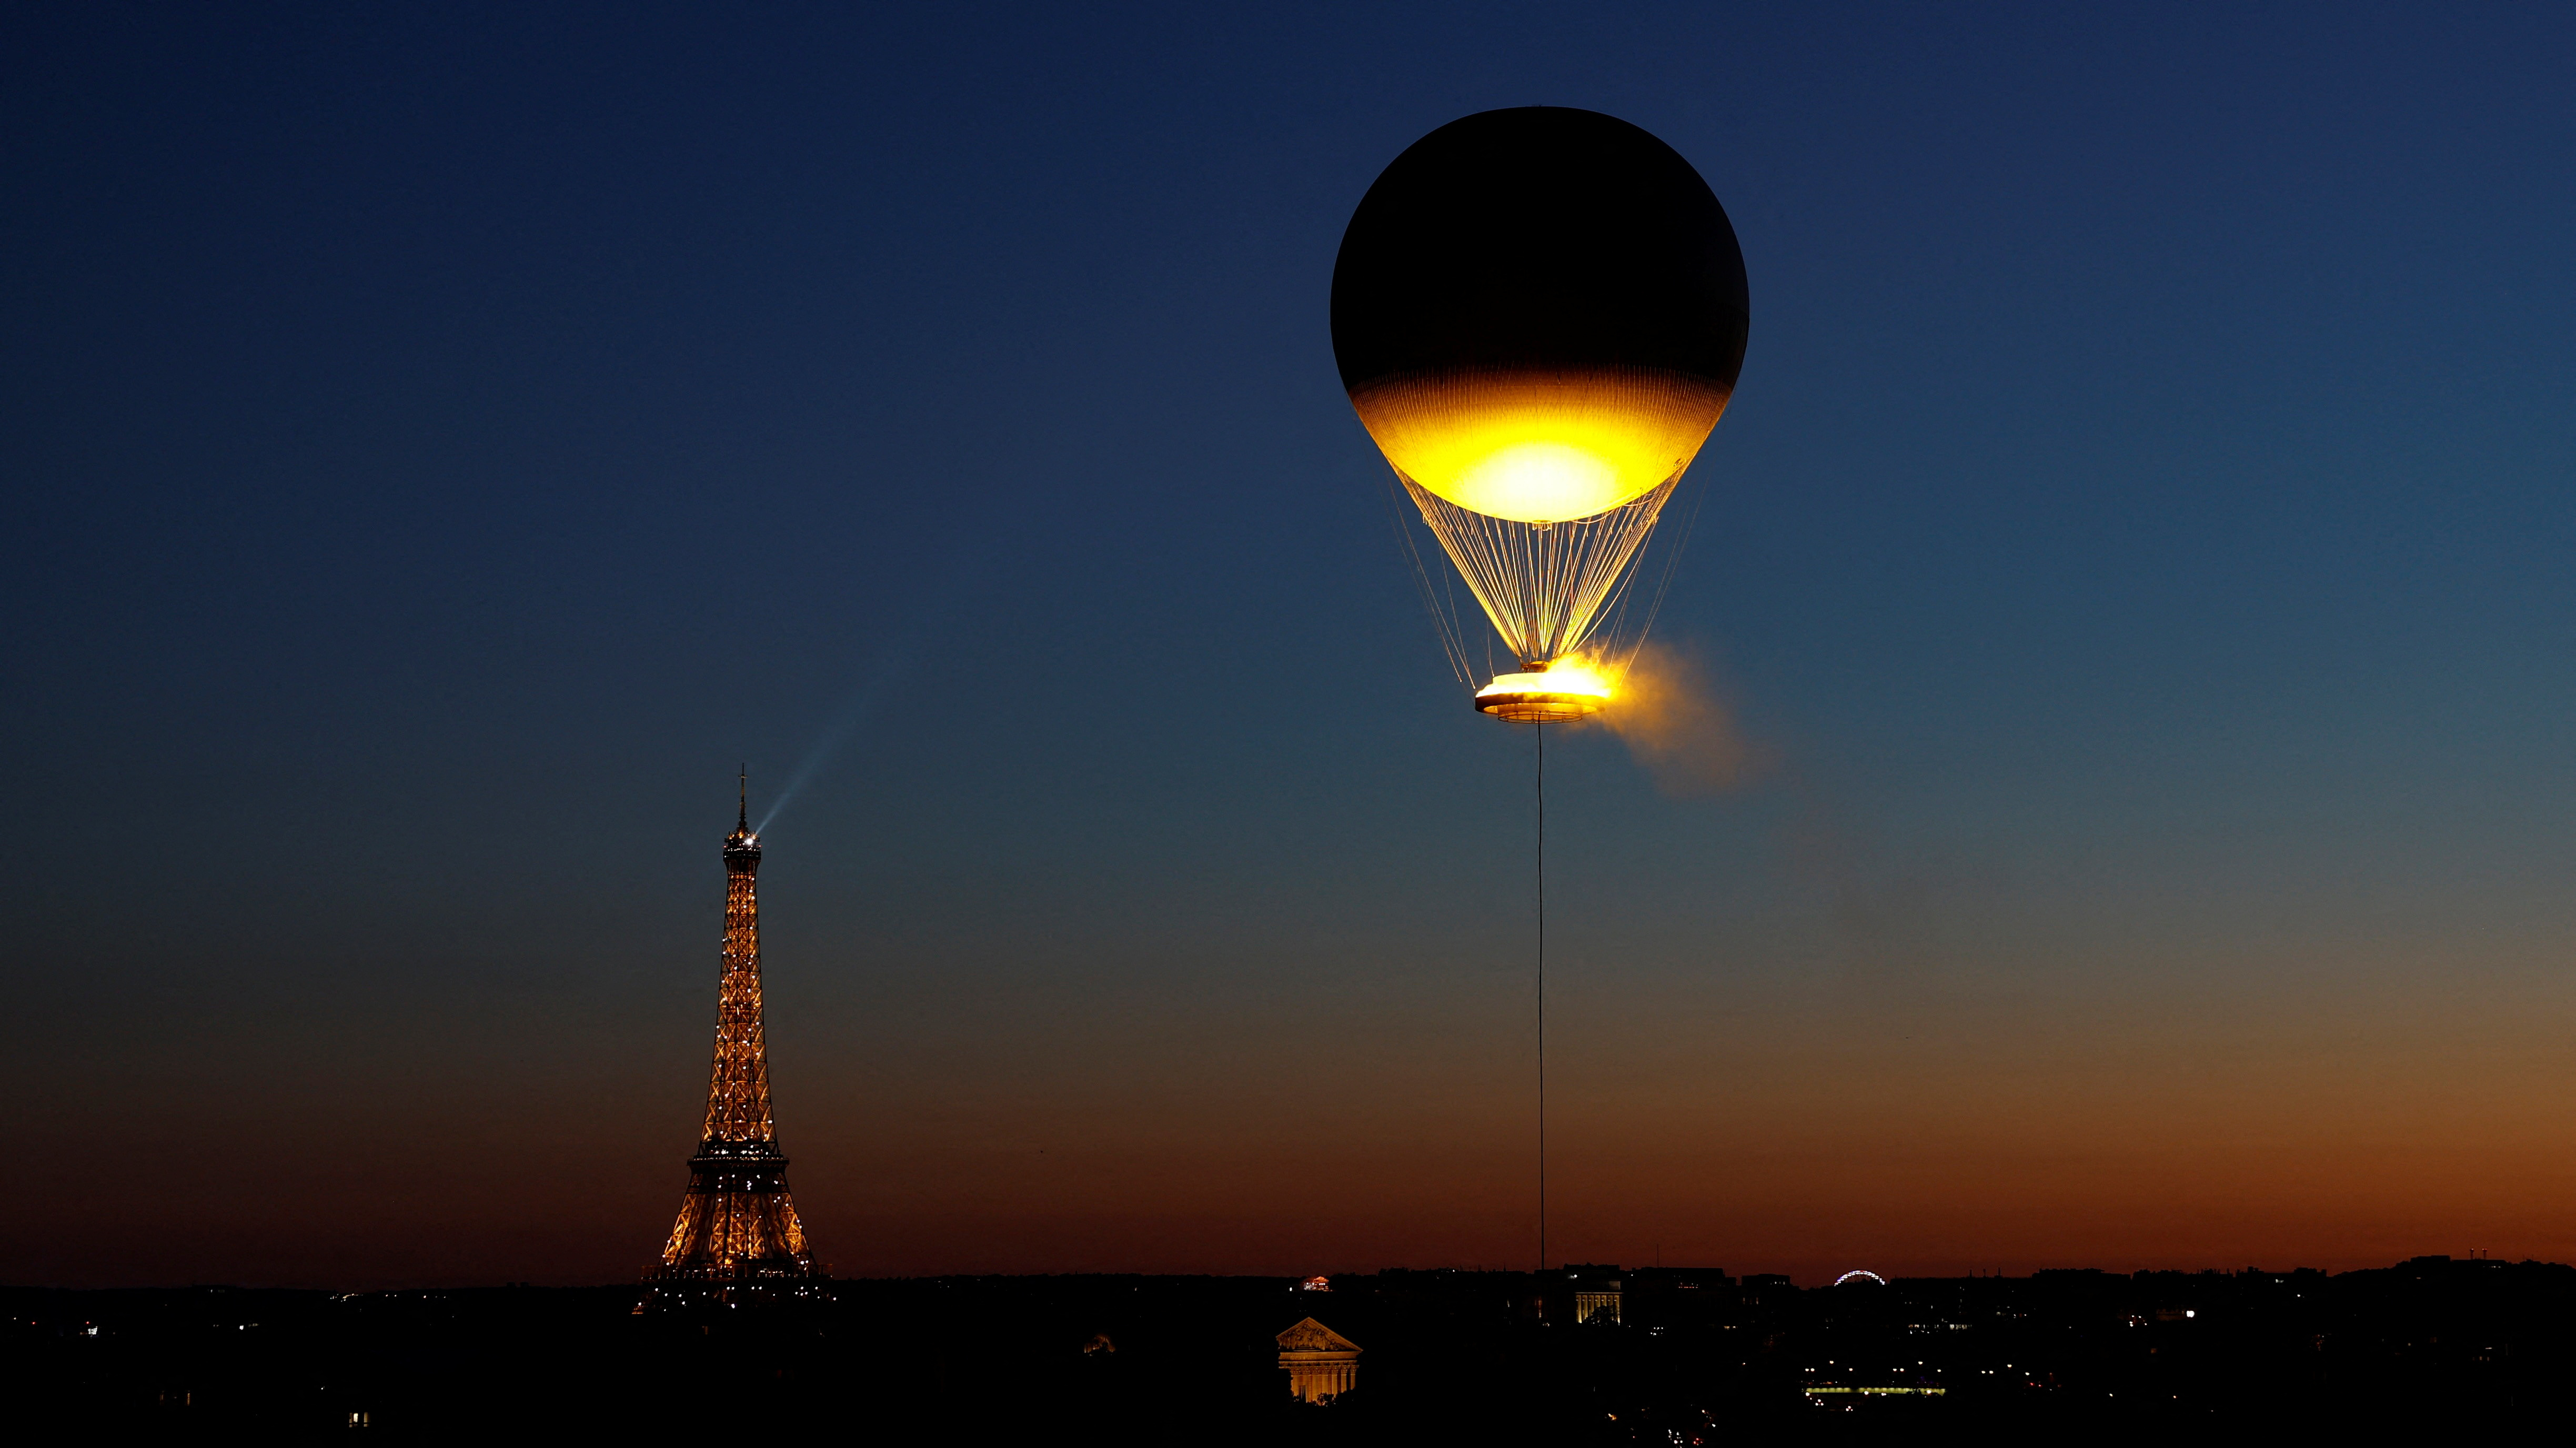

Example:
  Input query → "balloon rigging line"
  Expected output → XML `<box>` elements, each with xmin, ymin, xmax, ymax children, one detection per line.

<box><xmin>1611</xmin><ymin>470</ymin><xmax>1713</xmax><ymax>686</ymax></box>
<box><xmin>1587</xmin><ymin>514</ymin><xmax>1660</xmax><ymax>674</ymax></box>
<box><xmin>1447</xmin><ymin>550</ymin><xmax>1485</xmax><ymax>686</ymax></box>
<box><xmin>1404</xmin><ymin>474</ymin><xmax>1675</xmax><ymax>666</ymax></box>
<box><xmin>1381</xmin><ymin>470</ymin><xmax>1478</xmax><ymax>688</ymax></box>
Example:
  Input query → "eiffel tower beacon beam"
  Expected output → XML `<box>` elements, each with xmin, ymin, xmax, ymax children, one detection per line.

<box><xmin>641</xmin><ymin>770</ymin><xmax>820</xmax><ymax>1306</ymax></box>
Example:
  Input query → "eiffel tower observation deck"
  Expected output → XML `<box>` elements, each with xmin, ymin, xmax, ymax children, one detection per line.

<box><xmin>640</xmin><ymin>775</ymin><xmax>821</xmax><ymax>1308</ymax></box>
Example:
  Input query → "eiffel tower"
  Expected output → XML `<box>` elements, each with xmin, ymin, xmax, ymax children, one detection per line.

<box><xmin>641</xmin><ymin>773</ymin><xmax>820</xmax><ymax>1306</ymax></box>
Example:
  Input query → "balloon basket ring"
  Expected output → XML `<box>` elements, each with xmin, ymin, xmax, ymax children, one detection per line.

<box><xmin>1475</xmin><ymin>670</ymin><xmax>1609</xmax><ymax>723</ymax></box>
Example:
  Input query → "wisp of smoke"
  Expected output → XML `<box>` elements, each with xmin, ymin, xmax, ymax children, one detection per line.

<box><xmin>1598</xmin><ymin>641</ymin><xmax>1767</xmax><ymax>795</ymax></box>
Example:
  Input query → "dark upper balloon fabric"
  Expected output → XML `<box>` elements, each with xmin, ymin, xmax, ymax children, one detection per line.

<box><xmin>1332</xmin><ymin>107</ymin><xmax>1747</xmax><ymax>390</ymax></box>
<box><xmin>1332</xmin><ymin>107</ymin><xmax>1749</xmax><ymax>524</ymax></box>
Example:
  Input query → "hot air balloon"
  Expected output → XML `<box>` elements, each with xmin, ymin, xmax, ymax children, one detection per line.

<box><xmin>1333</xmin><ymin>107</ymin><xmax>1748</xmax><ymax>721</ymax></box>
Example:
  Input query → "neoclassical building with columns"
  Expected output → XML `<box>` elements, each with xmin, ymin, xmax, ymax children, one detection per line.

<box><xmin>1275</xmin><ymin>1317</ymin><xmax>1362</xmax><ymax>1404</ymax></box>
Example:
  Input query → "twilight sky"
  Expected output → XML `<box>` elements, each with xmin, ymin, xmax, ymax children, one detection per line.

<box><xmin>6</xmin><ymin>3</ymin><xmax>2575</xmax><ymax>1289</ymax></box>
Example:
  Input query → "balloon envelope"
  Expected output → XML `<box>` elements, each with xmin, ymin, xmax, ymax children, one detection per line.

<box><xmin>1332</xmin><ymin>108</ymin><xmax>1748</xmax><ymax>525</ymax></box>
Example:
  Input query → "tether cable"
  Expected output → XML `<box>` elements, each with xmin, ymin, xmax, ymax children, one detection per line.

<box><xmin>1536</xmin><ymin>719</ymin><xmax>1547</xmax><ymax>1279</ymax></box>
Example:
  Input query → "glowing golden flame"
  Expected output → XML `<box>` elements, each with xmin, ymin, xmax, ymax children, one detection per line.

<box><xmin>1475</xmin><ymin>657</ymin><xmax>1615</xmax><ymax>722</ymax></box>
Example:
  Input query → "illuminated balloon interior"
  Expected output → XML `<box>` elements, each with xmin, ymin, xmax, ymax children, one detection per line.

<box><xmin>1352</xmin><ymin>369</ymin><xmax>1725</xmax><ymax>524</ymax></box>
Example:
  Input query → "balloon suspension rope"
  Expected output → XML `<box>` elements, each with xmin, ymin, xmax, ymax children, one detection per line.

<box><xmin>1535</xmin><ymin>720</ymin><xmax>1547</xmax><ymax>1279</ymax></box>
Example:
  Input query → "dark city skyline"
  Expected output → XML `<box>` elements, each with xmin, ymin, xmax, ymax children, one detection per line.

<box><xmin>6</xmin><ymin>2</ymin><xmax>2576</xmax><ymax>1297</ymax></box>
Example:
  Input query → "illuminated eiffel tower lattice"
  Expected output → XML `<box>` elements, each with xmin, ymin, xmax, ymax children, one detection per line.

<box><xmin>641</xmin><ymin>774</ymin><xmax>819</xmax><ymax>1305</ymax></box>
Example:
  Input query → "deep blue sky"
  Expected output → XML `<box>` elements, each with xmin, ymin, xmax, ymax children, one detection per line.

<box><xmin>6</xmin><ymin>4</ymin><xmax>2574</xmax><ymax>1286</ymax></box>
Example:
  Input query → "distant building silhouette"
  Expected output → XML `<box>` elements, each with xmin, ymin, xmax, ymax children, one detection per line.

<box><xmin>1738</xmin><ymin>1271</ymin><xmax>1792</xmax><ymax>1305</ymax></box>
